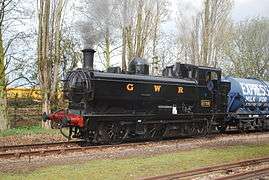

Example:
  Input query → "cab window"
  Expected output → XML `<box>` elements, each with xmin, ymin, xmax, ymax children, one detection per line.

<box><xmin>211</xmin><ymin>71</ymin><xmax>218</xmax><ymax>80</ymax></box>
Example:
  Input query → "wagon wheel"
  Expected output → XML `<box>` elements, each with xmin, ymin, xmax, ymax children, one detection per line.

<box><xmin>217</xmin><ymin>124</ymin><xmax>227</xmax><ymax>133</ymax></box>
<box><xmin>237</xmin><ymin>121</ymin><xmax>247</xmax><ymax>133</ymax></box>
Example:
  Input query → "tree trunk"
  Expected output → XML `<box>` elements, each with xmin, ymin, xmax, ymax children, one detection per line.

<box><xmin>38</xmin><ymin>0</ymin><xmax>51</xmax><ymax>128</ymax></box>
<box><xmin>41</xmin><ymin>92</ymin><xmax>51</xmax><ymax>128</ymax></box>
<box><xmin>104</xmin><ymin>27</ymin><xmax>111</xmax><ymax>69</ymax></box>
<box><xmin>0</xmin><ymin>30</ymin><xmax>8</xmax><ymax>131</ymax></box>
<box><xmin>0</xmin><ymin>87</ymin><xmax>8</xmax><ymax>131</ymax></box>
<box><xmin>126</xmin><ymin>25</ymin><xmax>133</xmax><ymax>64</ymax></box>
<box><xmin>37</xmin><ymin>0</ymin><xmax>66</xmax><ymax>129</ymax></box>
<box><xmin>202</xmin><ymin>0</ymin><xmax>210</xmax><ymax>66</ymax></box>
<box><xmin>51</xmin><ymin>0</ymin><xmax>64</xmax><ymax>100</ymax></box>
<box><xmin>121</xmin><ymin>27</ymin><xmax>127</xmax><ymax>72</ymax></box>
<box><xmin>135</xmin><ymin>0</ymin><xmax>143</xmax><ymax>57</ymax></box>
<box><xmin>152</xmin><ymin>1</ymin><xmax>160</xmax><ymax>75</ymax></box>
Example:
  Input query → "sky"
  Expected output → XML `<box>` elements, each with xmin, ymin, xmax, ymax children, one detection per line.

<box><xmin>169</xmin><ymin>0</ymin><xmax>269</xmax><ymax>21</ymax></box>
<box><xmin>232</xmin><ymin>0</ymin><xmax>269</xmax><ymax>20</ymax></box>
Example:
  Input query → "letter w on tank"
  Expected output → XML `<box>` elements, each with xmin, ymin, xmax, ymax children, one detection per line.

<box><xmin>153</xmin><ymin>85</ymin><xmax>161</xmax><ymax>92</ymax></box>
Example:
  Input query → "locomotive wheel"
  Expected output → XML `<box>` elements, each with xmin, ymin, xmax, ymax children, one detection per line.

<box><xmin>146</xmin><ymin>124</ymin><xmax>166</xmax><ymax>140</ymax></box>
<box><xmin>97</xmin><ymin>122</ymin><xmax>127</xmax><ymax>144</ymax></box>
<box><xmin>189</xmin><ymin>123</ymin><xmax>200</xmax><ymax>137</ymax></box>
<box><xmin>97</xmin><ymin>123</ymin><xmax>114</xmax><ymax>144</ymax></box>
<box><xmin>110</xmin><ymin>123</ymin><xmax>128</xmax><ymax>144</ymax></box>
<box><xmin>196</xmin><ymin>122</ymin><xmax>208</xmax><ymax>136</ymax></box>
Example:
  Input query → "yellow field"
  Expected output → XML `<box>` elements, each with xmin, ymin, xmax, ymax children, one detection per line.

<box><xmin>7</xmin><ymin>88</ymin><xmax>63</xmax><ymax>100</ymax></box>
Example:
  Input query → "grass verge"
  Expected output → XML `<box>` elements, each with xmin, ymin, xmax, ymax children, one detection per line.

<box><xmin>1</xmin><ymin>143</ymin><xmax>269</xmax><ymax>180</ymax></box>
<box><xmin>0</xmin><ymin>125</ymin><xmax>58</xmax><ymax>137</ymax></box>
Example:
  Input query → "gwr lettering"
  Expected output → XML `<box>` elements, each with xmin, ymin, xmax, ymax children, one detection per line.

<box><xmin>154</xmin><ymin>85</ymin><xmax>161</xmax><ymax>92</ymax></box>
<box><xmin>126</xmin><ymin>84</ymin><xmax>134</xmax><ymax>91</ymax></box>
<box><xmin>177</xmin><ymin>87</ymin><xmax>184</xmax><ymax>94</ymax></box>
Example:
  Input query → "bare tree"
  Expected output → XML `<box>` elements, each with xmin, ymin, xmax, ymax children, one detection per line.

<box><xmin>122</xmin><ymin>0</ymin><xmax>168</xmax><ymax>71</ymax></box>
<box><xmin>0</xmin><ymin>0</ymin><xmax>33</xmax><ymax>130</ymax></box>
<box><xmin>176</xmin><ymin>0</ymin><xmax>232</xmax><ymax>67</ymax></box>
<box><xmin>0</xmin><ymin>0</ymin><xmax>7</xmax><ymax>130</ymax></box>
<box><xmin>151</xmin><ymin>0</ymin><xmax>160</xmax><ymax>75</ymax></box>
<box><xmin>222</xmin><ymin>18</ymin><xmax>269</xmax><ymax>79</ymax></box>
<box><xmin>156</xmin><ymin>32</ymin><xmax>179</xmax><ymax>74</ymax></box>
<box><xmin>121</xmin><ymin>0</ymin><xmax>128</xmax><ymax>71</ymax></box>
<box><xmin>201</xmin><ymin>0</ymin><xmax>233</xmax><ymax>66</ymax></box>
<box><xmin>37</xmin><ymin>0</ymin><xmax>67</xmax><ymax>128</ymax></box>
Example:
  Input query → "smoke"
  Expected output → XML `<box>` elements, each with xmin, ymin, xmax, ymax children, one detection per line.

<box><xmin>77</xmin><ymin>21</ymin><xmax>102</xmax><ymax>49</ymax></box>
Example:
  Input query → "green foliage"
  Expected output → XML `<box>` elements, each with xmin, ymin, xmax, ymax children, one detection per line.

<box><xmin>0</xmin><ymin>125</ymin><xmax>57</xmax><ymax>137</ymax></box>
<box><xmin>1</xmin><ymin>144</ymin><xmax>269</xmax><ymax>179</ymax></box>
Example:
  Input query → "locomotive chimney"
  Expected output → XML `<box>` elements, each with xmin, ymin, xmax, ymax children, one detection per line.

<box><xmin>82</xmin><ymin>48</ymin><xmax>96</xmax><ymax>70</ymax></box>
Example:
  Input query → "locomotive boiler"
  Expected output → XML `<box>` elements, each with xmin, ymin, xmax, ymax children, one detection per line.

<box><xmin>45</xmin><ymin>48</ymin><xmax>231</xmax><ymax>144</ymax></box>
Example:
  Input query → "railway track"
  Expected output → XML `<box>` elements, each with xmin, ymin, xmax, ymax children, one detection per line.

<box><xmin>0</xmin><ymin>141</ymin><xmax>83</xmax><ymax>152</ymax></box>
<box><xmin>216</xmin><ymin>167</ymin><xmax>269</xmax><ymax>180</ymax></box>
<box><xmin>142</xmin><ymin>156</ymin><xmax>269</xmax><ymax>180</ymax></box>
<box><xmin>0</xmin><ymin>141</ymin><xmax>85</xmax><ymax>159</ymax></box>
<box><xmin>217</xmin><ymin>167</ymin><xmax>269</xmax><ymax>180</ymax></box>
<box><xmin>0</xmin><ymin>140</ymin><xmax>153</xmax><ymax>159</ymax></box>
<box><xmin>0</xmin><ymin>131</ymin><xmax>268</xmax><ymax>159</ymax></box>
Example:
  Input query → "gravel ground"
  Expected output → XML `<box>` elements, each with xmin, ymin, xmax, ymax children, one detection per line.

<box><xmin>0</xmin><ymin>134</ymin><xmax>66</xmax><ymax>146</ymax></box>
<box><xmin>0</xmin><ymin>132</ymin><xmax>269</xmax><ymax>173</ymax></box>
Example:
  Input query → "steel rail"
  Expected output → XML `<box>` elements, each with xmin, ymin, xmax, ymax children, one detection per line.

<box><xmin>0</xmin><ymin>141</ymin><xmax>151</xmax><ymax>159</ymax></box>
<box><xmin>216</xmin><ymin>167</ymin><xmax>269</xmax><ymax>180</ymax></box>
<box><xmin>142</xmin><ymin>157</ymin><xmax>269</xmax><ymax>180</ymax></box>
<box><xmin>0</xmin><ymin>141</ymin><xmax>84</xmax><ymax>152</ymax></box>
<box><xmin>0</xmin><ymin>132</ymin><xmax>268</xmax><ymax>159</ymax></box>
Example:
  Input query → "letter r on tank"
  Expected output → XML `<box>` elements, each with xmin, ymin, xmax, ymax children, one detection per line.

<box><xmin>178</xmin><ymin>87</ymin><xmax>184</xmax><ymax>94</ymax></box>
<box><xmin>126</xmin><ymin>84</ymin><xmax>134</xmax><ymax>91</ymax></box>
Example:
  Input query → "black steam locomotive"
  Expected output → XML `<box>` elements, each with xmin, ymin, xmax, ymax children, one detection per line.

<box><xmin>45</xmin><ymin>48</ymin><xmax>233</xmax><ymax>144</ymax></box>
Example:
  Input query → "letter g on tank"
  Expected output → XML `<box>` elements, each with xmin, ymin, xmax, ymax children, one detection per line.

<box><xmin>126</xmin><ymin>83</ymin><xmax>134</xmax><ymax>91</ymax></box>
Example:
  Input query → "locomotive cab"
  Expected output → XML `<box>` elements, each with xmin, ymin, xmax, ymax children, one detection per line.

<box><xmin>195</xmin><ymin>66</ymin><xmax>230</xmax><ymax>112</ymax></box>
<box><xmin>195</xmin><ymin>66</ymin><xmax>221</xmax><ymax>87</ymax></box>
<box><xmin>163</xmin><ymin>63</ymin><xmax>229</xmax><ymax>113</ymax></box>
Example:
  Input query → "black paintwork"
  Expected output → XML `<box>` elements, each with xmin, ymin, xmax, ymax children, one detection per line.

<box><xmin>62</xmin><ymin>53</ymin><xmax>233</xmax><ymax>142</ymax></box>
<box><xmin>64</xmin><ymin>63</ymin><xmax>228</xmax><ymax>118</ymax></box>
